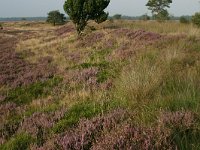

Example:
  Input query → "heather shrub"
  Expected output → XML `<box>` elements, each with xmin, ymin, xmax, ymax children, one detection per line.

<box><xmin>0</xmin><ymin>38</ymin><xmax>56</xmax><ymax>88</ymax></box>
<box><xmin>0</xmin><ymin>133</ymin><xmax>32</xmax><ymax>150</ymax></box>
<box><xmin>0</xmin><ymin>118</ymin><xmax>21</xmax><ymax>141</ymax></box>
<box><xmin>57</xmin><ymin>109</ymin><xmax>128</xmax><ymax>150</ymax></box>
<box><xmin>93</xmin><ymin>124</ymin><xmax>173</xmax><ymax>150</ymax></box>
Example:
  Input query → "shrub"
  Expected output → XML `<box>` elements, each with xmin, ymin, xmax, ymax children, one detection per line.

<box><xmin>112</xmin><ymin>14</ymin><xmax>122</xmax><ymax>20</ymax></box>
<box><xmin>57</xmin><ymin>109</ymin><xmax>128</xmax><ymax>150</ymax></box>
<box><xmin>192</xmin><ymin>12</ymin><xmax>200</xmax><ymax>27</ymax></box>
<box><xmin>140</xmin><ymin>14</ymin><xmax>151</xmax><ymax>21</ymax></box>
<box><xmin>180</xmin><ymin>16</ymin><xmax>190</xmax><ymax>24</ymax></box>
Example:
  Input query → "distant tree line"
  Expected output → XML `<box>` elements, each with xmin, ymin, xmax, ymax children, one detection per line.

<box><xmin>3</xmin><ymin>0</ymin><xmax>200</xmax><ymax>33</ymax></box>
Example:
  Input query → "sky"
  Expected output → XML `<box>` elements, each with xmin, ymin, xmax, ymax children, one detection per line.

<box><xmin>0</xmin><ymin>0</ymin><xmax>200</xmax><ymax>18</ymax></box>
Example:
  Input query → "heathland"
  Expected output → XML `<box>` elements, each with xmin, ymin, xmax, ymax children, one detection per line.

<box><xmin>0</xmin><ymin>20</ymin><xmax>200</xmax><ymax>149</ymax></box>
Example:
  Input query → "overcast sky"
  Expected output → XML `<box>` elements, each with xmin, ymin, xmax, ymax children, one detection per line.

<box><xmin>0</xmin><ymin>0</ymin><xmax>200</xmax><ymax>17</ymax></box>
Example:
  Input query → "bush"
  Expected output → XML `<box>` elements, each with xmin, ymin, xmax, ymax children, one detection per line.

<box><xmin>140</xmin><ymin>14</ymin><xmax>150</xmax><ymax>21</ymax></box>
<box><xmin>112</xmin><ymin>14</ymin><xmax>122</xmax><ymax>20</ymax></box>
<box><xmin>180</xmin><ymin>16</ymin><xmax>190</xmax><ymax>24</ymax></box>
<box><xmin>192</xmin><ymin>12</ymin><xmax>200</xmax><ymax>27</ymax></box>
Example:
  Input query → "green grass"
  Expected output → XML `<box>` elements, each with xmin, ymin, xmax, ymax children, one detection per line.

<box><xmin>52</xmin><ymin>100</ymin><xmax>104</xmax><ymax>133</ymax></box>
<box><xmin>0</xmin><ymin>133</ymin><xmax>32</xmax><ymax>150</ymax></box>
<box><xmin>171</xmin><ymin>128</ymin><xmax>200</xmax><ymax>150</ymax></box>
<box><xmin>113</xmin><ymin>37</ymin><xmax>200</xmax><ymax>118</ymax></box>
<box><xmin>3</xmin><ymin>77</ymin><xmax>62</xmax><ymax>105</ymax></box>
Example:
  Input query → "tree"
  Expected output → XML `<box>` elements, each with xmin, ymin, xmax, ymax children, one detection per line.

<box><xmin>146</xmin><ymin>0</ymin><xmax>172</xmax><ymax>21</ymax></box>
<box><xmin>192</xmin><ymin>12</ymin><xmax>200</xmax><ymax>27</ymax></box>
<box><xmin>113</xmin><ymin>14</ymin><xmax>122</xmax><ymax>20</ymax></box>
<box><xmin>64</xmin><ymin>0</ymin><xmax>110</xmax><ymax>35</ymax></box>
<box><xmin>47</xmin><ymin>10</ymin><xmax>66</xmax><ymax>26</ymax></box>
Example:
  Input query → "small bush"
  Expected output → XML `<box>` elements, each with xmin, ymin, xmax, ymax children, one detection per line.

<box><xmin>192</xmin><ymin>12</ymin><xmax>200</xmax><ymax>27</ymax></box>
<box><xmin>0</xmin><ymin>133</ymin><xmax>32</xmax><ymax>150</ymax></box>
<box><xmin>180</xmin><ymin>16</ymin><xmax>190</xmax><ymax>24</ymax></box>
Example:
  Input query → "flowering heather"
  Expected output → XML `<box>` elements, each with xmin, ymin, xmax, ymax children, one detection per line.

<box><xmin>112</xmin><ymin>29</ymin><xmax>162</xmax><ymax>42</ymax></box>
<box><xmin>57</xmin><ymin>109</ymin><xmax>128</xmax><ymax>150</ymax></box>
<box><xmin>102</xmin><ymin>38</ymin><xmax>116</xmax><ymax>49</ymax></box>
<box><xmin>92</xmin><ymin>124</ymin><xmax>173</xmax><ymax>150</ymax></box>
<box><xmin>18</xmin><ymin>108</ymin><xmax>67</xmax><ymax>137</ymax></box>
<box><xmin>159</xmin><ymin>111</ymin><xmax>196</xmax><ymax>128</ymax></box>
<box><xmin>76</xmin><ymin>32</ymin><xmax>105</xmax><ymax>48</ymax></box>
<box><xmin>0</xmin><ymin>37</ymin><xmax>56</xmax><ymax>88</ymax></box>
<box><xmin>55</xmin><ymin>25</ymin><xmax>75</xmax><ymax>36</ymax></box>
<box><xmin>0</xmin><ymin>102</ymin><xmax>17</xmax><ymax>122</ymax></box>
<box><xmin>71</xmin><ymin>67</ymin><xmax>99</xmax><ymax>87</ymax></box>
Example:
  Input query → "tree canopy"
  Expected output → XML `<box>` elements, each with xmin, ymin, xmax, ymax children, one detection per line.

<box><xmin>146</xmin><ymin>0</ymin><xmax>172</xmax><ymax>21</ymax></box>
<box><xmin>46</xmin><ymin>10</ymin><xmax>66</xmax><ymax>26</ymax></box>
<box><xmin>64</xmin><ymin>0</ymin><xmax>110</xmax><ymax>35</ymax></box>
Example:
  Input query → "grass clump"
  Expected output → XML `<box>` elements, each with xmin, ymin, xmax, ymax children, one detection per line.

<box><xmin>0</xmin><ymin>133</ymin><xmax>32</xmax><ymax>150</ymax></box>
<box><xmin>114</xmin><ymin>38</ymin><xmax>200</xmax><ymax>120</ymax></box>
<box><xmin>171</xmin><ymin>128</ymin><xmax>200</xmax><ymax>150</ymax></box>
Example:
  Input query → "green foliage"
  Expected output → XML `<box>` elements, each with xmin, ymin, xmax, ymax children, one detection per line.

<box><xmin>154</xmin><ymin>9</ymin><xmax>170</xmax><ymax>21</ymax></box>
<box><xmin>192</xmin><ymin>12</ymin><xmax>200</xmax><ymax>27</ymax></box>
<box><xmin>180</xmin><ymin>16</ymin><xmax>190</xmax><ymax>24</ymax></box>
<box><xmin>146</xmin><ymin>0</ymin><xmax>172</xmax><ymax>21</ymax></box>
<box><xmin>112</xmin><ymin>14</ymin><xmax>122</xmax><ymax>20</ymax></box>
<box><xmin>52</xmin><ymin>100</ymin><xmax>103</xmax><ymax>133</ymax></box>
<box><xmin>46</xmin><ymin>10</ymin><xmax>66</xmax><ymax>26</ymax></box>
<box><xmin>0</xmin><ymin>133</ymin><xmax>32</xmax><ymax>150</ymax></box>
<box><xmin>4</xmin><ymin>77</ymin><xmax>62</xmax><ymax>105</ymax></box>
<box><xmin>140</xmin><ymin>14</ymin><xmax>151</xmax><ymax>21</ymax></box>
<box><xmin>171</xmin><ymin>128</ymin><xmax>200</xmax><ymax>150</ymax></box>
<box><xmin>64</xmin><ymin>0</ymin><xmax>110</xmax><ymax>34</ymax></box>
